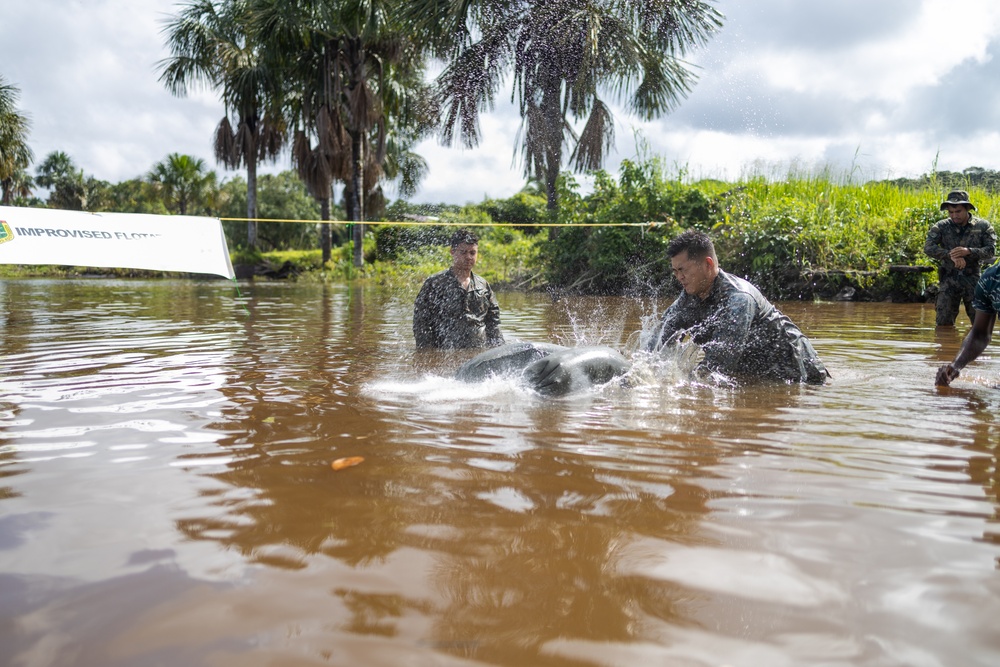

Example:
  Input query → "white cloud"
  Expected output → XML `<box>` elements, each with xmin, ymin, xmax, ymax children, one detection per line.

<box><xmin>408</xmin><ymin>109</ymin><xmax>528</xmax><ymax>204</ymax></box>
<box><xmin>2</xmin><ymin>0</ymin><xmax>224</xmax><ymax>181</ymax></box>
<box><xmin>752</xmin><ymin>0</ymin><xmax>1000</xmax><ymax>102</ymax></box>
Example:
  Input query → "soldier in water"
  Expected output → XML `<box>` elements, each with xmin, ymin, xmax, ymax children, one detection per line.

<box><xmin>413</xmin><ymin>229</ymin><xmax>504</xmax><ymax>349</ymax></box>
<box><xmin>647</xmin><ymin>230</ymin><xmax>829</xmax><ymax>384</ymax></box>
<box><xmin>924</xmin><ymin>189</ymin><xmax>996</xmax><ymax>327</ymax></box>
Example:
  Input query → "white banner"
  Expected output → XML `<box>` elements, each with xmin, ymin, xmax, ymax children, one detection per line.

<box><xmin>0</xmin><ymin>206</ymin><xmax>235</xmax><ymax>279</ymax></box>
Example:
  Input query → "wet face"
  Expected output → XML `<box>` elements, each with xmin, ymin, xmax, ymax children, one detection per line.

<box><xmin>450</xmin><ymin>242</ymin><xmax>478</xmax><ymax>272</ymax></box>
<box><xmin>946</xmin><ymin>204</ymin><xmax>971</xmax><ymax>225</ymax></box>
<box><xmin>671</xmin><ymin>250</ymin><xmax>717</xmax><ymax>299</ymax></box>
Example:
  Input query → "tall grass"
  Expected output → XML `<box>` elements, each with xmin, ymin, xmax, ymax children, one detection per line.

<box><xmin>546</xmin><ymin>159</ymin><xmax>1000</xmax><ymax>298</ymax></box>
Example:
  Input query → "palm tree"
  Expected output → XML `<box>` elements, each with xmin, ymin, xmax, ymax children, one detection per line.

<box><xmin>365</xmin><ymin>41</ymin><xmax>437</xmax><ymax>213</ymax></box>
<box><xmin>35</xmin><ymin>151</ymin><xmax>86</xmax><ymax>210</ymax></box>
<box><xmin>254</xmin><ymin>0</ymin><xmax>435</xmax><ymax>267</ymax></box>
<box><xmin>147</xmin><ymin>153</ymin><xmax>216</xmax><ymax>215</ymax></box>
<box><xmin>159</xmin><ymin>0</ymin><xmax>286</xmax><ymax>248</ymax></box>
<box><xmin>1</xmin><ymin>167</ymin><xmax>33</xmax><ymax>205</ymax></box>
<box><xmin>0</xmin><ymin>75</ymin><xmax>34</xmax><ymax>205</ymax></box>
<box><xmin>415</xmin><ymin>0</ymin><xmax>723</xmax><ymax>217</ymax></box>
<box><xmin>252</xmin><ymin>0</ymin><xmax>350</xmax><ymax>264</ymax></box>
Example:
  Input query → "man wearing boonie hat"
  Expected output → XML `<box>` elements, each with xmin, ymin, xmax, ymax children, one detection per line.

<box><xmin>924</xmin><ymin>190</ymin><xmax>996</xmax><ymax>327</ymax></box>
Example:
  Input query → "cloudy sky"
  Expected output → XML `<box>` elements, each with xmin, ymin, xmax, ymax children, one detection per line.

<box><xmin>4</xmin><ymin>0</ymin><xmax>1000</xmax><ymax>206</ymax></box>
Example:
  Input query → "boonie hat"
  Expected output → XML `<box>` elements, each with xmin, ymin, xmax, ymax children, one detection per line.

<box><xmin>940</xmin><ymin>190</ymin><xmax>976</xmax><ymax>210</ymax></box>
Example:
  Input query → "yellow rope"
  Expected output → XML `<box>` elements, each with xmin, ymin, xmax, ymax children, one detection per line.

<box><xmin>218</xmin><ymin>218</ymin><xmax>662</xmax><ymax>227</ymax></box>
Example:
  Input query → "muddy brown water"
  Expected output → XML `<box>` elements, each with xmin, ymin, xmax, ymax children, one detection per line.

<box><xmin>0</xmin><ymin>279</ymin><xmax>998</xmax><ymax>667</ymax></box>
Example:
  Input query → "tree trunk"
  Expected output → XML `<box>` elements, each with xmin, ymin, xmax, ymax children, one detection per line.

<box><xmin>247</xmin><ymin>157</ymin><xmax>258</xmax><ymax>250</ymax></box>
<box><xmin>542</xmin><ymin>83</ymin><xmax>564</xmax><ymax>241</ymax></box>
<box><xmin>350</xmin><ymin>130</ymin><xmax>364</xmax><ymax>268</ymax></box>
<box><xmin>321</xmin><ymin>197</ymin><xmax>331</xmax><ymax>265</ymax></box>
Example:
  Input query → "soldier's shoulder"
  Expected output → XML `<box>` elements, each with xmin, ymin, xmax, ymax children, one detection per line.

<box><xmin>982</xmin><ymin>261</ymin><xmax>1000</xmax><ymax>280</ymax></box>
<box><xmin>423</xmin><ymin>268</ymin><xmax>453</xmax><ymax>283</ymax></box>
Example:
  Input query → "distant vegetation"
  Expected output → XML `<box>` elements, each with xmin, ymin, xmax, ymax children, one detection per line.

<box><xmin>368</xmin><ymin>160</ymin><xmax>1000</xmax><ymax>303</ymax></box>
<box><xmin>5</xmin><ymin>147</ymin><xmax>1000</xmax><ymax>303</ymax></box>
<box><xmin>247</xmin><ymin>159</ymin><xmax>1000</xmax><ymax>304</ymax></box>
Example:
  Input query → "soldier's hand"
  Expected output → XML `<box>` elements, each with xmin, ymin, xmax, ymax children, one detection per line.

<box><xmin>953</xmin><ymin>257</ymin><xmax>967</xmax><ymax>270</ymax></box>
<box><xmin>935</xmin><ymin>364</ymin><xmax>959</xmax><ymax>386</ymax></box>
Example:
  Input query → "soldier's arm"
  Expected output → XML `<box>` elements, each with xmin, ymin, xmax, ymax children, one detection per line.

<box><xmin>413</xmin><ymin>281</ymin><xmax>438</xmax><ymax>348</ymax></box>
<box><xmin>646</xmin><ymin>301</ymin><xmax>687</xmax><ymax>352</ymax></box>
<box><xmin>936</xmin><ymin>309</ymin><xmax>995</xmax><ymax>385</ymax></box>
<box><xmin>485</xmin><ymin>287</ymin><xmax>504</xmax><ymax>346</ymax></box>
<box><xmin>969</xmin><ymin>222</ymin><xmax>997</xmax><ymax>263</ymax></box>
<box><xmin>924</xmin><ymin>223</ymin><xmax>948</xmax><ymax>261</ymax></box>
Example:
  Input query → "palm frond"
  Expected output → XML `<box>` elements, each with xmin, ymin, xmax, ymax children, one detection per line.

<box><xmin>570</xmin><ymin>98</ymin><xmax>615</xmax><ymax>172</ymax></box>
<box><xmin>213</xmin><ymin>117</ymin><xmax>239</xmax><ymax>168</ymax></box>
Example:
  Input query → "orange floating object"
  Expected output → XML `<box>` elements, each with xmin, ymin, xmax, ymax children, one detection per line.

<box><xmin>331</xmin><ymin>456</ymin><xmax>365</xmax><ymax>471</ymax></box>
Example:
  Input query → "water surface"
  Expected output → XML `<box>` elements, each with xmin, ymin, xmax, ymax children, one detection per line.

<box><xmin>1</xmin><ymin>279</ymin><xmax>997</xmax><ymax>666</ymax></box>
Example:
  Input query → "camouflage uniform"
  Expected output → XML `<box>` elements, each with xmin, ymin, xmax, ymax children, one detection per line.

<box><xmin>924</xmin><ymin>216</ymin><xmax>996</xmax><ymax>326</ymax></box>
<box><xmin>647</xmin><ymin>270</ymin><xmax>829</xmax><ymax>384</ymax></box>
<box><xmin>413</xmin><ymin>268</ymin><xmax>504</xmax><ymax>349</ymax></box>
<box><xmin>972</xmin><ymin>262</ymin><xmax>1000</xmax><ymax>316</ymax></box>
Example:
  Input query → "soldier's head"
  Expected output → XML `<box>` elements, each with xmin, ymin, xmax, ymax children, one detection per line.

<box><xmin>667</xmin><ymin>230</ymin><xmax>719</xmax><ymax>300</ymax></box>
<box><xmin>449</xmin><ymin>229</ymin><xmax>479</xmax><ymax>272</ymax></box>
<box><xmin>449</xmin><ymin>229</ymin><xmax>479</xmax><ymax>249</ymax></box>
<box><xmin>940</xmin><ymin>190</ymin><xmax>975</xmax><ymax>225</ymax></box>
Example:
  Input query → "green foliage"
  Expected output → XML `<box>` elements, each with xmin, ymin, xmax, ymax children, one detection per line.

<box><xmin>712</xmin><ymin>176</ymin><xmax>946</xmax><ymax>297</ymax></box>
<box><xmin>102</xmin><ymin>179</ymin><xmax>169</xmax><ymax>214</ymax></box>
<box><xmin>369</xmin><ymin>216</ymin><xmax>542</xmax><ymax>289</ymax></box>
<box><xmin>383</xmin><ymin>200</ymin><xmax>463</xmax><ymax>220</ymax></box>
<box><xmin>544</xmin><ymin>160</ymin><xmax>696</xmax><ymax>293</ymax></box>
<box><xmin>477</xmin><ymin>190</ymin><xmax>548</xmax><ymax>233</ymax></box>
<box><xmin>0</xmin><ymin>75</ymin><xmax>33</xmax><ymax>205</ymax></box>
<box><xmin>880</xmin><ymin>166</ymin><xmax>1000</xmax><ymax>193</ymax></box>
<box><xmin>372</xmin><ymin>205</ymin><xmax>492</xmax><ymax>260</ymax></box>
<box><xmin>35</xmin><ymin>151</ymin><xmax>87</xmax><ymax>210</ymax></box>
<box><xmin>147</xmin><ymin>153</ymin><xmax>216</xmax><ymax>215</ymax></box>
<box><xmin>262</xmin><ymin>248</ymin><xmax>325</xmax><ymax>271</ymax></box>
<box><xmin>372</xmin><ymin>224</ymin><xmax>451</xmax><ymax>261</ymax></box>
<box><xmin>218</xmin><ymin>172</ymin><xmax>340</xmax><ymax>252</ymax></box>
<box><xmin>231</xmin><ymin>247</ymin><xmax>264</xmax><ymax>266</ymax></box>
<box><xmin>17</xmin><ymin>140</ymin><xmax>1000</xmax><ymax>304</ymax></box>
<box><xmin>538</xmin><ymin>159</ymin><xmax>993</xmax><ymax>300</ymax></box>
<box><xmin>427</xmin><ymin>0</ymin><xmax>723</xmax><ymax>217</ymax></box>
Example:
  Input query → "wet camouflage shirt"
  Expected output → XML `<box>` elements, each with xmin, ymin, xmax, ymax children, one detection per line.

<box><xmin>924</xmin><ymin>215</ymin><xmax>997</xmax><ymax>286</ymax></box>
<box><xmin>647</xmin><ymin>270</ymin><xmax>828</xmax><ymax>384</ymax></box>
<box><xmin>972</xmin><ymin>262</ymin><xmax>1000</xmax><ymax>315</ymax></box>
<box><xmin>413</xmin><ymin>268</ymin><xmax>504</xmax><ymax>349</ymax></box>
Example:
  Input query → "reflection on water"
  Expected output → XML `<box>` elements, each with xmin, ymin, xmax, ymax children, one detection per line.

<box><xmin>0</xmin><ymin>280</ymin><xmax>998</xmax><ymax>666</ymax></box>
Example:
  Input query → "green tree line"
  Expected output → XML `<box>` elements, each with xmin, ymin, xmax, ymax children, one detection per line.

<box><xmin>156</xmin><ymin>0</ymin><xmax>722</xmax><ymax>265</ymax></box>
<box><xmin>13</xmin><ymin>149</ymin><xmax>349</xmax><ymax>254</ymax></box>
<box><xmin>1</xmin><ymin>139</ymin><xmax>997</xmax><ymax>303</ymax></box>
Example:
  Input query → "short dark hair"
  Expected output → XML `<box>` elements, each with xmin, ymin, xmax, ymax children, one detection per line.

<box><xmin>450</xmin><ymin>229</ymin><xmax>479</xmax><ymax>249</ymax></box>
<box><xmin>667</xmin><ymin>229</ymin><xmax>717</xmax><ymax>262</ymax></box>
